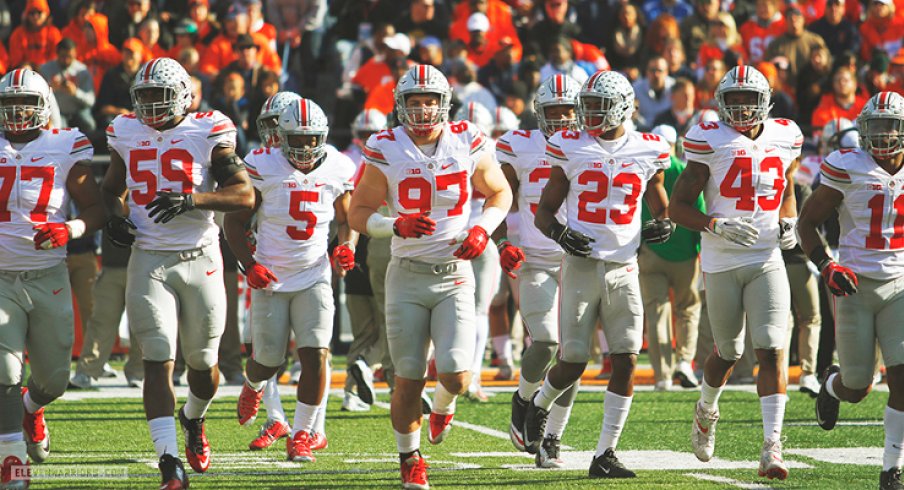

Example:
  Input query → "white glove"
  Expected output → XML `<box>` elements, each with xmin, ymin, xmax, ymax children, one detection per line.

<box><xmin>708</xmin><ymin>217</ymin><xmax>759</xmax><ymax>247</ymax></box>
<box><xmin>779</xmin><ymin>217</ymin><xmax>798</xmax><ymax>250</ymax></box>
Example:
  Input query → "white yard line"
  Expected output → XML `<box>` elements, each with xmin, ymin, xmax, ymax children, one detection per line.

<box><xmin>684</xmin><ymin>472</ymin><xmax>777</xmax><ymax>489</ymax></box>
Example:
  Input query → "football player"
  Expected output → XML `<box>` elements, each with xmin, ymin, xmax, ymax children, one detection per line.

<box><xmin>0</xmin><ymin>68</ymin><xmax>105</xmax><ymax>488</ymax></box>
<box><xmin>528</xmin><ymin>70</ymin><xmax>673</xmax><ymax>479</ymax></box>
<box><xmin>101</xmin><ymin>57</ymin><xmax>255</xmax><ymax>489</ymax></box>
<box><xmin>670</xmin><ymin>65</ymin><xmax>801</xmax><ymax>480</ymax></box>
<box><xmin>496</xmin><ymin>74</ymin><xmax>580</xmax><ymax>468</ymax></box>
<box><xmin>453</xmin><ymin>101</ymin><xmax>501</xmax><ymax>403</ymax></box>
<box><xmin>348</xmin><ymin>64</ymin><xmax>512</xmax><ymax>490</ymax></box>
<box><xmin>227</xmin><ymin>97</ymin><xmax>357</xmax><ymax>464</ymax></box>
<box><xmin>798</xmin><ymin>92</ymin><xmax>904</xmax><ymax>490</ymax></box>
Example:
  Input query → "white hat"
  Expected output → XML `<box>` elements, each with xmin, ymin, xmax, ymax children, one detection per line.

<box><xmin>651</xmin><ymin>124</ymin><xmax>677</xmax><ymax>145</ymax></box>
<box><xmin>467</xmin><ymin>12</ymin><xmax>491</xmax><ymax>32</ymax></box>
<box><xmin>384</xmin><ymin>33</ymin><xmax>412</xmax><ymax>56</ymax></box>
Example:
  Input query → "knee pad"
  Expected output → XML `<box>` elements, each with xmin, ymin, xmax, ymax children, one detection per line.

<box><xmin>0</xmin><ymin>355</ymin><xmax>24</xmax><ymax>386</ymax></box>
<box><xmin>520</xmin><ymin>341</ymin><xmax>558</xmax><ymax>383</ymax></box>
<box><xmin>184</xmin><ymin>348</ymin><xmax>218</xmax><ymax>371</ymax></box>
<box><xmin>841</xmin><ymin>366</ymin><xmax>874</xmax><ymax>392</ymax></box>
<box><xmin>560</xmin><ymin>339</ymin><xmax>592</xmax><ymax>364</ymax></box>
<box><xmin>29</xmin><ymin>368</ymin><xmax>70</xmax><ymax>404</ymax></box>
<box><xmin>0</xmin><ymin>384</ymin><xmax>22</xmax><ymax>434</ymax></box>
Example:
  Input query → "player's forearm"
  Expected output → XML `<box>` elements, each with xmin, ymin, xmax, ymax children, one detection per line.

<box><xmin>192</xmin><ymin>182</ymin><xmax>255</xmax><ymax>212</ymax></box>
<box><xmin>349</xmin><ymin>203</ymin><xmax>380</xmax><ymax>236</ymax></box>
<box><xmin>534</xmin><ymin>206</ymin><xmax>561</xmax><ymax>238</ymax></box>
<box><xmin>668</xmin><ymin>199</ymin><xmax>711</xmax><ymax>232</ymax></box>
<box><xmin>223</xmin><ymin>214</ymin><xmax>255</xmax><ymax>268</ymax></box>
<box><xmin>476</xmin><ymin>190</ymin><xmax>511</xmax><ymax>234</ymax></box>
<box><xmin>74</xmin><ymin>201</ymin><xmax>107</xmax><ymax>234</ymax></box>
<box><xmin>101</xmin><ymin>187</ymin><xmax>128</xmax><ymax>219</ymax></box>
<box><xmin>779</xmin><ymin>189</ymin><xmax>797</xmax><ymax>219</ymax></box>
<box><xmin>491</xmin><ymin>220</ymin><xmax>508</xmax><ymax>244</ymax></box>
<box><xmin>337</xmin><ymin>221</ymin><xmax>358</xmax><ymax>248</ymax></box>
<box><xmin>797</xmin><ymin>214</ymin><xmax>828</xmax><ymax>263</ymax></box>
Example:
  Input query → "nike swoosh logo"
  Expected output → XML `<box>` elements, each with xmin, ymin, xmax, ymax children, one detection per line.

<box><xmin>599</xmin><ymin>466</ymin><xmax>611</xmax><ymax>474</ymax></box>
<box><xmin>441</xmin><ymin>163</ymin><xmax>454</xmax><ymax>170</ymax></box>
<box><xmin>52</xmin><ymin>288</ymin><xmax>63</xmax><ymax>295</ymax></box>
<box><xmin>171</xmin><ymin>139</ymin><xmax>184</xmax><ymax>144</ymax></box>
<box><xmin>31</xmin><ymin>157</ymin><xmax>44</xmax><ymax>162</ymax></box>
<box><xmin>765</xmin><ymin>148</ymin><xmax>776</xmax><ymax>153</ymax></box>
<box><xmin>315</xmin><ymin>183</ymin><xmax>326</xmax><ymax>187</ymax></box>
<box><xmin>454</xmin><ymin>280</ymin><xmax>465</xmax><ymax>285</ymax></box>
<box><xmin>621</xmin><ymin>162</ymin><xmax>634</xmax><ymax>168</ymax></box>
<box><xmin>696</xmin><ymin>418</ymin><xmax>709</xmax><ymax>434</ymax></box>
<box><xmin>626</xmin><ymin>267</ymin><xmax>635</xmax><ymax>272</ymax></box>
<box><xmin>206</xmin><ymin>269</ymin><xmax>217</xmax><ymax>276</ymax></box>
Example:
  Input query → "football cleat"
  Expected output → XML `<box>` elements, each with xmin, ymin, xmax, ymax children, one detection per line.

<box><xmin>494</xmin><ymin>364</ymin><xmax>514</xmax><ymax>381</ymax></box>
<box><xmin>588</xmin><ymin>448</ymin><xmax>636</xmax><ymax>478</ymax></box>
<box><xmin>881</xmin><ymin>467</ymin><xmax>904</xmax><ymax>490</ymax></box>
<box><xmin>420</xmin><ymin>392</ymin><xmax>433</xmax><ymax>415</ymax></box>
<box><xmin>341</xmin><ymin>392</ymin><xmax>371</xmax><ymax>412</ymax></box>
<box><xmin>400</xmin><ymin>452</ymin><xmax>430</xmax><ymax>490</ymax></box>
<box><xmin>510</xmin><ymin>392</ymin><xmax>529</xmax><ymax>451</ymax></box>
<box><xmin>310</xmin><ymin>432</ymin><xmax>328</xmax><ymax>451</ymax></box>
<box><xmin>799</xmin><ymin>373</ymin><xmax>820</xmax><ymax>398</ymax></box>
<box><xmin>674</xmin><ymin>361</ymin><xmax>699</xmax><ymax>388</ymax></box>
<box><xmin>595</xmin><ymin>356</ymin><xmax>612</xmax><ymax>380</ymax></box>
<box><xmin>536</xmin><ymin>435</ymin><xmax>565</xmax><ymax>469</ymax></box>
<box><xmin>68</xmin><ymin>372</ymin><xmax>93</xmax><ymax>389</ymax></box>
<box><xmin>179</xmin><ymin>407</ymin><xmax>211</xmax><ymax>473</ymax></box>
<box><xmin>692</xmin><ymin>401</ymin><xmax>719</xmax><ymax>462</ymax></box>
<box><xmin>237</xmin><ymin>382</ymin><xmax>264</xmax><ymax>427</ymax></box>
<box><xmin>348</xmin><ymin>358</ymin><xmax>375</xmax><ymax>405</ymax></box>
<box><xmin>248</xmin><ymin>419</ymin><xmax>289</xmax><ymax>451</ymax></box>
<box><xmin>158</xmin><ymin>454</ymin><xmax>188</xmax><ymax>490</ymax></box>
<box><xmin>286</xmin><ymin>431</ymin><xmax>315</xmax><ymax>463</ymax></box>
<box><xmin>1</xmin><ymin>452</ymin><xmax>29</xmax><ymax>490</ymax></box>
<box><xmin>463</xmin><ymin>389</ymin><xmax>489</xmax><ymax>403</ymax></box>
<box><xmin>523</xmin><ymin>395</ymin><xmax>549</xmax><ymax>455</ymax></box>
<box><xmin>21</xmin><ymin>394</ymin><xmax>49</xmax><ymax>464</ymax></box>
<box><xmin>816</xmin><ymin>365</ymin><xmax>841</xmax><ymax>431</ymax></box>
<box><xmin>758</xmin><ymin>438</ymin><xmax>788</xmax><ymax>480</ymax></box>
<box><xmin>427</xmin><ymin>413</ymin><xmax>453</xmax><ymax>445</ymax></box>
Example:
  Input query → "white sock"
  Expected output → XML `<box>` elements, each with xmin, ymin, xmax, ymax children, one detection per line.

<box><xmin>826</xmin><ymin>372</ymin><xmax>840</xmax><ymax>400</ymax></box>
<box><xmin>760</xmin><ymin>393</ymin><xmax>787</xmax><ymax>443</ymax></box>
<box><xmin>597</xmin><ymin>329</ymin><xmax>609</xmax><ymax>354</ymax></box>
<box><xmin>314</xmin><ymin>377</ymin><xmax>329</xmax><ymax>435</ymax></box>
<box><xmin>471</xmin><ymin>313</ymin><xmax>490</xmax><ymax>390</ymax></box>
<box><xmin>0</xmin><ymin>432</ymin><xmax>23</xmax><ymax>442</ymax></box>
<box><xmin>517</xmin><ymin>377</ymin><xmax>542</xmax><ymax>402</ymax></box>
<box><xmin>432</xmin><ymin>383</ymin><xmax>457</xmax><ymax>415</ymax></box>
<box><xmin>492</xmin><ymin>335</ymin><xmax>513</xmax><ymax>364</ymax></box>
<box><xmin>394</xmin><ymin>429</ymin><xmax>420</xmax><ymax>454</ymax></box>
<box><xmin>595</xmin><ymin>391</ymin><xmax>633</xmax><ymax>456</ymax></box>
<box><xmin>291</xmin><ymin>401</ymin><xmax>318</xmax><ymax>437</ymax></box>
<box><xmin>534</xmin><ymin>377</ymin><xmax>568</xmax><ymax>411</ymax></box>
<box><xmin>884</xmin><ymin>406</ymin><xmax>904</xmax><ymax>471</ymax></box>
<box><xmin>700</xmin><ymin>378</ymin><xmax>724</xmax><ymax>411</ymax></box>
<box><xmin>263</xmin><ymin>376</ymin><xmax>286</xmax><ymax>423</ymax></box>
<box><xmin>22</xmin><ymin>390</ymin><xmax>42</xmax><ymax>414</ymax></box>
<box><xmin>246</xmin><ymin>377</ymin><xmax>266</xmax><ymax>392</ymax></box>
<box><xmin>545</xmin><ymin>402</ymin><xmax>574</xmax><ymax>439</ymax></box>
<box><xmin>183</xmin><ymin>391</ymin><xmax>213</xmax><ymax>419</ymax></box>
<box><xmin>148</xmin><ymin>417</ymin><xmax>179</xmax><ymax>458</ymax></box>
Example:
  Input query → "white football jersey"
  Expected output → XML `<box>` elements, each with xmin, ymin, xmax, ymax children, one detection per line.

<box><xmin>0</xmin><ymin>129</ymin><xmax>93</xmax><ymax>271</ymax></box>
<box><xmin>546</xmin><ymin>129</ymin><xmax>670</xmax><ymax>263</ymax></box>
<box><xmin>684</xmin><ymin>119</ymin><xmax>803</xmax><ymax>273</ymax></box>
<box><xmin>820</xmin><ymin>148</ymin><xmax>904</xmax><ymax>280</ymax></box>
<box><xmin>246</xmin><ymin>145</ymin><xmax>355</xmax><ymax>292</ymax></box>
<box><xmin>468</xmin><ymin>136</ymin><xmax>495</xmax><ymax>228</ymax></box>
<box><xmin>363</xmin><ymin>120</ymin><xmax>487</xmax><ymax>262</ymax></box>
<box><xmin>496</xmin><ymin>129</ymin><xmax>564</xmax><ymax>267</ymax></box>
<box><xmin>106</xmin><ymin>110</ymin><xmax>236</xmax><ymax>251</ymax></box>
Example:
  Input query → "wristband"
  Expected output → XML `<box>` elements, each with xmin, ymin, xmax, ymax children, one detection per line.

<box><xmin>475</xmin><ymin>206</ymin><xmax>507</xmax><ymax>234</ymax></box>
<box><xmin>66</xmin><ymin>219</ymin><xmax>86</xmax><ymax>239</ymax></box>
<box><xmin>366</xmin><ymin>212</ymin><xmax>395</xmax><ymax>238</ymax></box>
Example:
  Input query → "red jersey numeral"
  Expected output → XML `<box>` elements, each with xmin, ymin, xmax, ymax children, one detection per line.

<box><xmin>719</xmin><ymin>156</ymin><xmax>784</xmax><ymax>211</ymax></box>
<box><xmin>397</xmin><ymin>171</ymin><xmax>470</xmax><ymax>217</ymax></box>
<box><xmin>435</xmin><ymin>171</ymin><xmax>468</xmax><ymax>216</ymax></box>
<box><xmin>699</xmin><ymin>122</ymin><xmax>719</xmax><ymax>130</ymax></box>
<box><xmin>128</xmin><ymin>148</ymin><xmax>196</xmax><ymax>206</ymax></box>
<box><xmin>287</xmin><ymin>190</ymin><xmax>318</xmax><ymax>240</ymax></box>
<box><xmin>375</xmin><ymin>130</ymin><xmax>395</xmax><ymax>141</ymax></box>
<box><xmin>449</xmin><ymin>121</ymin><xmax>468</xmax><ymax>134</ymax></box>
<box><xmin>512</xmin><ymin>129</ymin><xmax>531</xmax><ymax>138</ymax></box>
<box><xmin>576</xmin><ymin>170</ymin><xmax>642</xmax><ymax>225</ymax></box>
<box><xmin>527</xmin><ymin>167</ymin><xmax>551</xmax><ymax>214</ymax></box>
<box><xmin>866</xmin><ymin>194</ymin><xmax>904</xmax><ymax>250</ymax></box>
<box><xmin>0</xmin><ymin>166</ymin><xmax>56</xmax><ymax>222</ymax></box>
<box><xmin>561</xmin><ymin>130</ymin><xmax>580</xmax><ymax>140</ymax></box>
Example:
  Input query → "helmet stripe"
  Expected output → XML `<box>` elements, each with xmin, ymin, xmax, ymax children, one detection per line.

<box><xmin>300</xmin><ymin>99</ymin><xmax>308</xmax><ymax>126</ymax></box>
<box><xmin>880</xmin><ymin>91</ymin><xmax>890</xmax><ymax>109</ymax></box>
<box><xmin>737</xmin><ymin>65</ymin><xmax>746</xmax><ymax>85</ymax></box>
<box><xmin>143</xmin><ymin>59</ymin><xmax>156</xmax><ymax>82</ymax></box>
<box><xmin>554</xmin><ymin>74</ymin><xmax>563</xmax><ymax>96</ymax></box>
<box><xmin>12</xmin><ymin>69</ymin><xmax>21</xmax><ymax>87</ymax></box>
<box><xmin>587</xmin><ymin>70</ymin><xmax>604</xmax><ymax>91</ymax></box>
<box><xmin>418</xmin><ymin>65</ymin><xmax>426</xmax><ymax>85</ymax></box>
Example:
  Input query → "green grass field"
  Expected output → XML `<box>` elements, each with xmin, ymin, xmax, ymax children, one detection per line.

<box><xmin>22</xmin><ymin>384</ymin><xmax>888</xmax><ymax>489</ymax></box>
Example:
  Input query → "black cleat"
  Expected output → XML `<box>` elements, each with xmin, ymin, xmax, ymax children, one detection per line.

<box><xmin>421</xmin><ymin>391</ymin><xmax>433</xmax><ymax>415</ymax></box>
<box><xmin>158</xmin><ymin>454</ymin><xmax>189</xmax><ymax>490</ymax></box>
<box><xmin>589</xmin><ymin>448</ymin><xmax>636</xmax><ymax>478</ymax></box>
<box><xmin>509</xmin><ymin>392</ymin><xmax>529</xmax><ymax>451</ymax></box>
<box><xmin>881</xmin><ymin>468</ymin><xmax>904</xmax><ymax>490</ymax></box>
<box><xmin>816</xmin><ymin>365</ymin><xmax>841</xmax><ymax>431</ymax></box>
<box><xmin>523</xmin><ymin>395</ymin><xmax>549</xmax><ymax>455</ymax></box>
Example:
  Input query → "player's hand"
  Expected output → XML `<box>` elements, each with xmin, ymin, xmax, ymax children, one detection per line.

<box><xmin>246</xmin><ymin>261</ymin><xmax>278</xmax><ymax>289</ymax></box>
<box><xmin>708</xmin><ymin>217</ymin><xmax>759</xmax><ymax>247</ymax></box>
<box><xmin>106</xmin><ymin>216</ymin><xmax>136</xmax><ymax>247</ymax></box>
<box><xmin>331</xmin><ymin>244</ymin><xmax>355</xmax><ymax>274</ymax></box>
<box><xmin>549</xmin><ymin>222</ymin><xmax>594</xmax><ymax>257</ymax></box>
<box><xmin>819</xmin><ymin>260</ymin><xmax>858</xmax><ymax>296</ymax></box>
<box><xmin>779</xmin><ymin>217</ymin><xmax>798</xmax><ymax>250</ymax></box>
<box><xmin>33</xmin><ymin>223</ymin><xmax>69</xmax><ymax>250</ymax></box>
<box><xmin>393</xmin><ymin>212</ymin><xmax>436</xmax><ymax>238</ymax></box>
<box><xmin>641</xmin><ymin>218</ymin><xmax>675</xmax><ymax>244</ymax></box>
<box><xmin>452</xmin><ymin>226</ymin><xmax>489</xmax><ymax>260</ymax></box>
<box><xmin>146</xmin><ymin>191</ymin><xmax>195</xmax><ymax>224</ymax></box>
<box><xmin>498</xmin><ymin>241</ymin><xmax>525</xmax><ymax>278</ymax></box>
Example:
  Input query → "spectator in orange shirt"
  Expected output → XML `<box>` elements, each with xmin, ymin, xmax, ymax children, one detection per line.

<box><xmin>352</xmin><ymin>33</ymin><xmax>411</xmax><ymax>95</ymax></box>
<box><xmin>198</xmin><ymin>3</ymin><xmax>281</xmax><ymax>77</ymax></box>
<box><xmin>890</xmin><ymin>48</ymin><xmax>904</xmax><ymax>93</ymax></box>
<box><xmin>188</xmin><ymin>0</ymin><xmax>220</xmax><ymax>46</ymax></box>
<box><xmin>696</xmin><ymin>13</ymin><xmax>746</xmax><ymax>78</ymax></box>
<box><xmin>450</xmin><ymin>0</ymin><xmax>522</xmax><ymax>62</ymax></box>
<box><xmin>696</xmin><ymin>57</ymin><xmax>726</xmax><ymax>110</ymax></box>
<box><xmin>797</xmin><ymin>0</ymin><xmax>827</xmax><ymax>24</ymax></box>
<box><xmin>465</xmin><ymin>12</ymin><xmax>501</xmax><ymax>68</ymax></box>
<box><xmin>739</xmin><ymin>0</ymin><xmax>786</xmax><ymax>63</ymax></box>
<box><xmin>8</xmin><ymin>0</ymin><xmax>62</xmax><ymax>69</ymax></box>
<box><xmin>0</xmin><ymin>42</ymin><xmax>7</xmax><ymax>74</ymax></box>
<box><xmin>859</xmin><ymin>0</ymin><xmax>904</xmax><ymax>62</ymax></box>
<box><xmin>76</xmin><ymin>15</ymin><xmax>121</xmax><ymax>93</ymax></box>
<box><xmin>811</xmin><ymin>65</ymin><xmax>869</xmax><ymax>127</ymax></box>
<box><xmin>246</xmin><ymin>0</ymin><xmax>277</xmax><ymax>48</ymax></box>
<box><xmin>644</xmin><ymin>13</ymin><xmax>680</xmax><ymax>60</ymax></box>
<box><xmin>365</xmin><ymin>57</ymin><xmax>412</xmax><ymax>115</ymax></box>
<box><xmin>62</xmin><ymin>0</ymin><xmax>110</xmax><ymax>54</ymax></box>
<box><xmin>168</xmin><ymin>19</ymin><xmax>202</xmax><ymax>60</ymax></box>
<box><xmin>137</xmin><ymin>18</ymin><xmax>167</xmax><ymax>61</ymax></box>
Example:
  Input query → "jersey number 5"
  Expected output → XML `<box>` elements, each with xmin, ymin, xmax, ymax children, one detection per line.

<box><xmin>129</xmin><ymin>148</ymin><xmax>195</xmax><ymax>206</ymax></box>
<box><xmin>719</xmin><ymin>156</ymin><xmax>784</xmax><ymax>211</ymax></box>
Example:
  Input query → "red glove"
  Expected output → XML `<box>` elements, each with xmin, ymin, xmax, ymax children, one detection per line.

<box><xmin>331</xmin><ymin>244</ymin><xmax>355</xmax><ymax>272</ymax></box>
<box><xmin>498</xmin><ymin>241</ymin><xmax>525</xmax><ymax>279</ymax></box>
<box><xmin>453</xmin><ymin>226</ymin><xmax>489</xmax><ymax>260</ymax></box>
<box><xmin>820</xmin><ymin>261</ymin><xmax>858</xmax><ymax>296</ymax></box>
<box><xmin>393</xmin><ymin>212</ymin><xmax>436</xmax><ymax>238</ymax></box>
<box><xmin>33</xmin><ymin>223</ymin><xmax>70</xmax><ymax>250</ymax></box>
<box><xmin>246</xmin><ymin>262</ymin><xmax>279</xmax><ymax>289</ymax></box>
